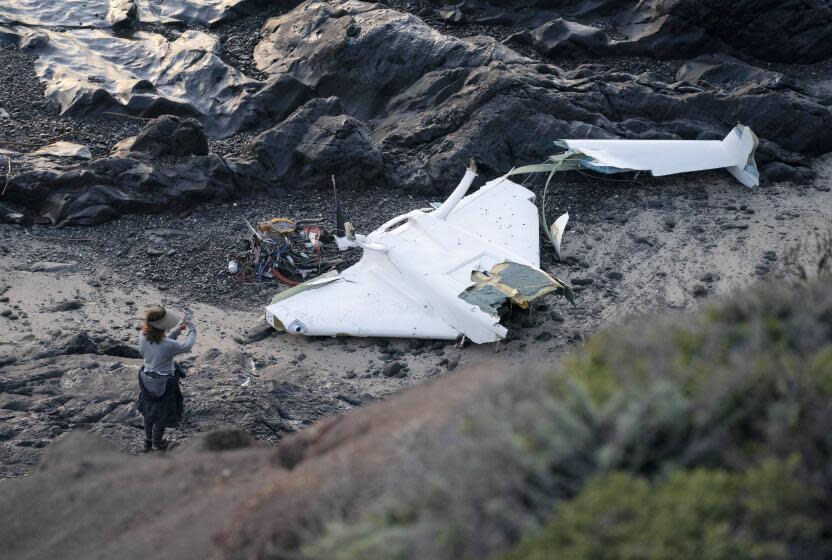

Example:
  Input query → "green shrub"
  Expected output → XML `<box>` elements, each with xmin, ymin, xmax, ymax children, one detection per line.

<box><xmin>304</xmin><ymin>279</ymin><xmax>832</xmax><ymax>560</ymax></box>
<box><xmin>502</xmin><ymin>457</ymin><xmax>819</xmax><ymax>560</ymax></box>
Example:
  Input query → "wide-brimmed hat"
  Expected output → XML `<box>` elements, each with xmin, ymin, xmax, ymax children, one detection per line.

<box><xmin>148</xmin><ymin>308</ymin><xmax>182</xmax><ymax>330</ymax></box>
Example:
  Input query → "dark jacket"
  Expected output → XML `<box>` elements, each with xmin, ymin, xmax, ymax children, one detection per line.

<box><xmin>137</xmin><ymin>367</ymin><xmax>184</xmax><ymax>428</ymax></box>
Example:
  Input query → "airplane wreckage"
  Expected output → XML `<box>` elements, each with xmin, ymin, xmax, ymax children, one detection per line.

<box><xmin>261</xmin><ymin>125</ymin><xmax>759</xmax><ymax>344</ymax></box>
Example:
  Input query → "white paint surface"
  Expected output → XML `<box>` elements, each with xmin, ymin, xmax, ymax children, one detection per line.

<box><xmin>266</xmin><ymin>171</ymin><xmax>550</xmax><ymax>343</ymax></box>
<box><xmin>562</xmin><ymin>124</ymin><xmax>759</xmax><ymax>187</ymax></box>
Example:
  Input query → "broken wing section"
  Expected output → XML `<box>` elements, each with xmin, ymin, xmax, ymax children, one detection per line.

<box><xmin>265</xmin><ymin>255</ymin><xmax>460</xmax><ymax>339</ymax></box>
<box><xmin>444</xmin><ymin>176</ymin><xmax>541</xmax><ymax>266</ymax></box>
<box><xmin>460</xmin><ymin>261</ymin><xmax>574</xmax><ymax>316</ymax></box>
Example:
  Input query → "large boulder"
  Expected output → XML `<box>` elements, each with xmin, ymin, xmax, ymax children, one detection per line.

<box><xmin>114</xmin><ymin>115</ymin><xmax>209</xmax><ymax>158</ymax></box>
<box><xmin>233</xmin><ymin>97</ymin><xmax>386</xmax><ymax>189</ymax></box>
<box><xmin>675</xmin><ymin>55</ymin><xmax>793</xmax><ymax>88</ymax></box>
<box><xmin>253</xmin><ymin>1</ymin><xmax>526</xmax><ymax>120</ymax></box>
<box><xmin>513</xmin><ymin>18</ymin><xmax>610</xmax><ymax>57</ymax></box>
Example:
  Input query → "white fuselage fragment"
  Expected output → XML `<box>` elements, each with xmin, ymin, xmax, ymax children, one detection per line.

<box><xmin>265</xmin><ymin>170</ymin><xmax>551</xmax><ymax>343</ymax></box>
<box><xmin>560</xmin><ymin>124</ymin><xmax>760</xmax><ymax>187</ymax></box>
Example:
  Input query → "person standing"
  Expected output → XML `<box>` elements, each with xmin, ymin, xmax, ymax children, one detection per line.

<box><xmin>137</xmin><ymin>306</ymin><xmax>197</xmax><ymax>452</ymax></box>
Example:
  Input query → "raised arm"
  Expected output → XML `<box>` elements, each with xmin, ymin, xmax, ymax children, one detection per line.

<box><xmin>138</xmin><ymin>332</ymin><xmax>147</xmax><ymax>357</ymax></box>
<box><xmin>171</xmin><ymin>323</ymin><xmax>197</xmax><ymax>355</ymax></box>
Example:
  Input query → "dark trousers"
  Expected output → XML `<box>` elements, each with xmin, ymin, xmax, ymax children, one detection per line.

<box><xmin>144</xmin><ymin>417</ymin><xmax>165</xmax><ymax>446</ymax></box>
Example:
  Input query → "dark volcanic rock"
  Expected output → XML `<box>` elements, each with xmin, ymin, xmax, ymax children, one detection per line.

<box><xmin>234</xmin><ymin>97</ymin><xmax>385</xmax><ymax>189</ymax></box>
<box><xmin>383</xmin><ymin>361</ymin><xmax>406</xmax><ymax>378</ymax></box>
<box><xmin>248</xmin><ymin>74</ymin><xmax>314</xmax><ymax>125</ymax></box>
<box><xmin>254</xmin><ymin>2</ymin><xmax>525</xmax><ymax>121</ymax></box>
<box><xmin>2</xmin><ymin>0</ymin><xmax>831</xmax><ymax>223</ymax></box>
<box><xmin>762</xmin><ymin>162</ymin><xmax>816</xmax><ymax>184</ymax></box>
<box><xmin>56</xmin><ymin>332</ymin><xmax>100</xmax><ymax>356</ymax></box>
<box><xmin>118</xmin><ymin>116</ymin><xmax>209</xmax><ymax>158</ymax></box>
<box><xmin>511</xmin><ymin>18</ymin><xmax>610</xmax><ymax>57</ymax></box>
<box><xmin>406</xmin><ymin>0</ymin><xmax>615</xmax><ymax>24</ymax></box>
<box><xmin>240</xmin><ymin>323</ymin><xmax>276</xmax><ymax>345</ymax></box>
<box><xmin>251</xmin><ymin>0</ymin><xmax>832</xmax><ymax>194</ymax></box>
<box><xmin>675</xmin><ymin>55</ymin><xmax>793</xmax><ymax>89</ymax></box>
<box><xmin>421</xmin><ymin>0</ymin><xmax>832</xmax><ymax>63</ymax></box>
<box><xmin>5</xmin><ymin>149</ymin><xmax>238</xmax><ymax>226</ymax></box>
<box><xmin>615</xmin><ymin>0</ymin><xmax>832</xmax><ymax>63</ymax></box>
<box><xmin>52</xmin><ymin>300</ymin><xmax>84</xmax><ymax>312</ymax></box>
<box><xmin>0</xmin><ymin>0</ymin><xmax>271</xmax><ymax>27</ymax></box>
<box><xmin>5</xmin><ymin>27</ymin><xmax>263</xmax><ymax>137</ymax></box>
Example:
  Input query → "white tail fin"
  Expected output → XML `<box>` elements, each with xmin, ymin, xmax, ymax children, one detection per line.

<box><xmin>721</xmin><ymin>124</ymin><xmax>760</xmax><ymax>188</ymax></box>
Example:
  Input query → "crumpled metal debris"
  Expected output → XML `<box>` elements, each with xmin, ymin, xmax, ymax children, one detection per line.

<box><xmin>460</xmin><ymin>261</ymin><xmax>574</xmax><ymax>315</ymax></box>
<box><xmin>229</xmin><ymin>217</ymin><xmax>349</xmax><ymax>286</ymax></box>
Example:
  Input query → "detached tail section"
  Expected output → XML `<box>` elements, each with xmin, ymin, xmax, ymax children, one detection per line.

<box><xmin>722</xmin><ymin>124</ymin><xmax>760</xmax><ymax>188</ymax></box>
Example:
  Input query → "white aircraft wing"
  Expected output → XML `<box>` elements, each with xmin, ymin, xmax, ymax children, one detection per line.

<box><xmin>265</xmin><ymin>255</ymin><xmax>460</xmax><ymax>339</ymax></box>
<box><xmin>444</xmin><ymin>176</ymin><xmax>541</xmax><ymax>266</ymax></box>
<box><xmin>265</xmin><ymin>166</ymin><xmax>569</xmax><ymax>343</ymax></box>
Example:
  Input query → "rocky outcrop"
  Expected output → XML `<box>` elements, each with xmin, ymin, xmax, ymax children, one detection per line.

<box><xmin>250</xmin><ymin>0</ymin><xmax>829</xmax><ymax>192</ymax></box>
<box><xmin>3</xmin><ymin>137</ymin><xmax>238</xmax><ymax>225</ymax></box>
<box><xmin>232</xmin><ymin>97</ymin><xmax>386</xmax><ymax>190</ymax></box>
<box><xmin>113</xmin><ymin>115</ymin><xmax>209</xmax><ymax>158</ymax></box>
<box><xmin>9</xmin><ymin>26</ymin><xmax>262</xmax><ymax>137</ymax></box>
<box><xmin>1</xmin><ymin>0</ymin><xmax>830</xmax><ymax>222</ymax></box>
<box><xmin>0</xmin><ymin>0</ymin><xmax>274</xmax><ymax>27</ymax></box>
<box><xmin>414</xmin><ymin>0</ymin><xmax>832</xmax><ymax>63</ymax></box>
<box><xmin>253</xmin><ymin>1</ymin><xmax>527</xmax><ymax>121</ymax></box>
<box><xmin>510</xmin><ymin>18</ymin><xmax>611</xmax><ymax>57</ymax></box>
<box><xmin>614</xmin><ymin>0</ymin><xmax>832</xmax><ymax>63</ymax></box>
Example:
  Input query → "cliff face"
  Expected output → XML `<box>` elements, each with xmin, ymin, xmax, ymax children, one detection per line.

<box><xmin>3</xmin><ymin>0</ymin><xmax>832</xmax><ymax>225</ymax></box>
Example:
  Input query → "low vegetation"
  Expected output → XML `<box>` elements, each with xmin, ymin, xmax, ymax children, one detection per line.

<box><xmin>304</xmin><ymin>272</ymin><xmax>832</xmax><ymax>559</ymax></box>
<box><xmin>503</xmin><ymin>458</ymin><xmax>819</xmax><ymax>560</ymax></box>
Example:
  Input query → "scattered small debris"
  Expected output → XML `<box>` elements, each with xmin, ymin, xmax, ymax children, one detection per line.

<box><xmin>229</xmin><ymin>217</ymin><xmax>349</xmax><ymax>286</ymax></box>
